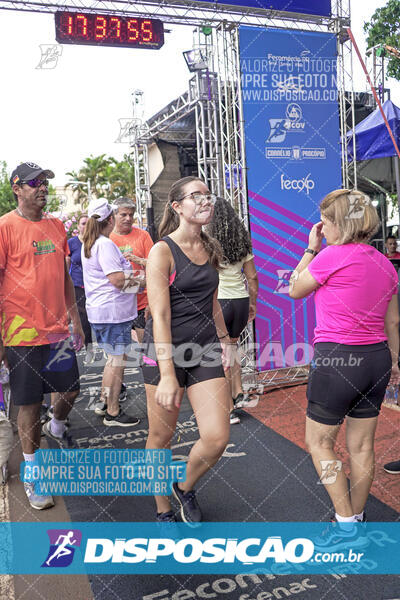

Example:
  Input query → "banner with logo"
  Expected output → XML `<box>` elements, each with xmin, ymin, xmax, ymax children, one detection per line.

<box><xmin>0</xmin><ymin>522</ymin><xmax>399</xmax><ymax>574</ymax></box>
<box><xmin>239</xmin><ymin>27</ymin><xmax>342</xmax><ymax>370</ymax></box>
<box><xmin>189</xmin><ymin>1</ymin><xmax>331</xmax><ymax>17</ymax></box>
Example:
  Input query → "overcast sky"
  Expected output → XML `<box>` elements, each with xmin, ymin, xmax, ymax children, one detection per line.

<box><xmin>0</xmin><ymin>0</ymin><xmax>397</xmax><ymax>186</ymax></box>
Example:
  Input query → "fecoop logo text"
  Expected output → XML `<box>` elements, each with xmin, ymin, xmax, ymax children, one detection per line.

<box><xmin>280</xmin><ymin>173</ymin><xmax>315</xmax><ymax>195</ymax></box>
<box><xmin>83</xmin><ymin>536</ymin><xmax>314</xmax><ymax>564</ymax></box>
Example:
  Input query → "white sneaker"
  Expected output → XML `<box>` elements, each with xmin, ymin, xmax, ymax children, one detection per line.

<box><xmin>24</xmin><ymin>482</ymin><xmax>54</xmax><ymax>510</ymax></box>
<box><xmin>234</xmin><ymin>393</ymin><xmax>259</xmax><ymax>409</ymax></box>
<box><xmin>230</xmin><ymin>410</ymin><xmax>241</xmax><ymax>425</ymax></box>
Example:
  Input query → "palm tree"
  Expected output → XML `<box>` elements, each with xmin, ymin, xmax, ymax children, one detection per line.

<box><xmin>107</xmin><ymin>154</ymin><xmax>136</xmax><ymax>200</ymax></box>
<box><xmin>65</xmin><ymin>154</ymin><xmax>135</xmax><ymax>206</ymax></box>
<box><xmin>66</xmin><ymin>154</ymin><xmax>110</xmax><ymax>206</ymax></box>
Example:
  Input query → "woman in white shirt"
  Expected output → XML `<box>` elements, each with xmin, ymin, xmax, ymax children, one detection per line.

<box><xmin>81</xmin><ymin>198</ymin><xmax>141</xmax><ymax>427</ymax></box>
<box><xmin>207</xmin><ymin>198</ymin><xmax>259</xmax><ymax>423</ymax></box>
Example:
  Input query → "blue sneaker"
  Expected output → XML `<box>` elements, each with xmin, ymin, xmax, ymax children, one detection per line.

<box><xmin>24</xmin><ymin>482</ymin><xmax>54</xmax><ymax>510</ymax></box>
<box><xmin>172</xmin><ymin>482</ymin><xmax>202</xmax><ymax>524</ymax></box>
<box><xmin>313</xmin><ymin>519</ymin><xmax>369</xmax><ymax>553</ymax></box>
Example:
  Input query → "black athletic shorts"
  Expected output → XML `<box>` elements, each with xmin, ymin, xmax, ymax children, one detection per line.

<box><xmin>306</xmin><ymin>342</ymin><xmax>391</xmax><ymax>425</ymax></box>
<box><xmin>141</xmin><ymin>353</ymin><xmax>225</xmax><ymax>389</ymax></box>
<box><xmin>219</xmin><ymin>297</ymin><xmax>249</xmax><ymax>339</ymax></box>
<box><xmin>6</xmin><ymin>339</ymin><xmax>80</xmax><ymax>406</ymax></box>
<box><xmin>132</xmin><ymin>308</ymin><xmax>146</xmax><ymax>330</ymax></box>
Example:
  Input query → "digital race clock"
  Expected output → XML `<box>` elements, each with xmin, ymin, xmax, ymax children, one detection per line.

<box><xmin>55</xmin><ymin>11</ymin><xmax>164</xmax><ymax>49</ymax></box>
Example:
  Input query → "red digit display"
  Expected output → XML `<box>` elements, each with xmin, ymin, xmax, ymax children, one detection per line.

<box><xmin>76</xmin><ymin>14</ymin><xmax>88</xmax><ymax>37</ymax></box>
<box><xmin>127</xmin><ymin>19</ymin><xmax>139</xmax><ymax>41</ymax></box>
<box><xmin>141</xmin><ymin>20</ymin><xmax>153</xmax><ymax>43</ymax></box>
<box><xmin>55</xmin><ymin>12</ymin><xmax>164</xmax><ymax>49</ymax></box>
<box><xmin>95</xmin><ymin>16</ymin><xmax>107</xmax><ymax>40</ymax></box>
<box><xmin>109</xmin><ymin>17</ymin><xmax>121</xmax><ymax>39</ymax></box>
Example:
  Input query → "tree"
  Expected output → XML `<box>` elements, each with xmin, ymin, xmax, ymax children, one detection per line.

<box><xmin>0</xmin><ymin>161</ymin><xmax>16</xmax><ymax>216</ymax></box>
<box><xmin>46</xmin><ymin>183</ymin><xmax>62</xmax><ymax>213</ymax></box>
<box><xmin>364</xmin><ymin>0</ymin><xmax>400</xmax><ymax>81</ymax></box>
<box><xmin>107</xmin><ymin>154</ymin><xmax>136</xmax><ymax>200</ymax></box>
<box><xmin>65</xmin><ymin>153</ymin><xmax>135</xmax><ymax>206</ymax></box>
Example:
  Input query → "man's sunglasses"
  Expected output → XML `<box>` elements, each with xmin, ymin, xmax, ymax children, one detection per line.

<box><xmin>20</xmin><ymin>178</ymin><xmax>49</xmax><ymax>188</ymax></box>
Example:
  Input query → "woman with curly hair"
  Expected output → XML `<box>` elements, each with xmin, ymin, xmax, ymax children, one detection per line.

<box><xmin>207</xmin><ymin>198</ymin><xmax>259</xmax><ymax>424</ymax></box>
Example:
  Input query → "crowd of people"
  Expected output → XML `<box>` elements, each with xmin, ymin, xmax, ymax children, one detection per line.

<box><xmin>0</xmin><ymin>161</ymin><xmax>398</xmax><ymax>525</ymax></box>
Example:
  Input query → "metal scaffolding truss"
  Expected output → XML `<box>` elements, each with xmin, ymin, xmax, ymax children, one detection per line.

<box><xmin>0</xmin><ymin>0</ymin><xmax>340</xmax><ymax>30</ymax></box>
<box><xmin>131</xmin><ymin>141</ymin><xmax>149</xmax><ymax>230</ymax></box>
<box><xmin>333</xmin><ymin>0</ymin><xmax>356</xmax><ymax>189</ymax></box>
<box><xmin>135</xmin><ymin>91</ymin><xmax>197</xmax><ymax>142</ymax></box>
<box><xmin>1</xmin><ymin>0</ymin><xmax>355</xmax><ymax>386</ymax></box>
<box><xmin>128</xmin><ymin>0</ymin><xmax>355</xmax><ymax>387</ymax></box>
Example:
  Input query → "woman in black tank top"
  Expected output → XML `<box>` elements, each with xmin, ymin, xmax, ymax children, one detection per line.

<box><xmin>142</xmin><ymin>176</ymin><xmax>233</xmax><ymax>524</ymax></box>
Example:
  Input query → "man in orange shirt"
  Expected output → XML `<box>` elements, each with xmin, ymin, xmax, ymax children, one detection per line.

<box><xmin>1</xmin><ymin>162</ymin><xmax>84</xmax><ymax>510</ymax></box>
<box><xmin>110</xmin><ymin>197</ymin><xmax>153</xmax><ymax>343</ymax></box>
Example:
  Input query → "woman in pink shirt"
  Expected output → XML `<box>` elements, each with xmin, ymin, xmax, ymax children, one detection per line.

<box><xmin>289</xmin><ymin>189</ymin><xmax>400</xmax><ymax>524</ymax></box>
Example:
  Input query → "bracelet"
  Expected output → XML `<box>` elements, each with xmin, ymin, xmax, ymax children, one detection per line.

<box><xmin>218</xmin><ymin>334</ymin><xmax>229</xmax><ymax>340</ymax></box>
<box><xmin>304</xmin><ymin>248</ymin><xmax>318</xmax><ymax>256</ymax></box>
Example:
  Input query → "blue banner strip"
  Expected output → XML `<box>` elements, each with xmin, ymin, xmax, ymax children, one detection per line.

<box><xmin>20</xmin><ymin>449</ymin><xmax>186</xmax><ymax>496</ymax></box>
<box><xmin>0</xmin><ymin>522</ymin><xmax>399</xmax><ymax>574</ymax></box>
<box><xmin>182</xmin><ymin>1</ymin><xmax>331</xmax><ymax>17</ymax></box>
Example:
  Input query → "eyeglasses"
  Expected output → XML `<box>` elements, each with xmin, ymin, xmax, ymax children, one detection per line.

<box><xmin>21</xmin><ymin>178</ymin><xmax>49</xmax><ymax>188</ymax></box>
<box><xmin>179</xmin><ymin>192</ymin><xmax>217</xmax><ymax>205</ymax></box>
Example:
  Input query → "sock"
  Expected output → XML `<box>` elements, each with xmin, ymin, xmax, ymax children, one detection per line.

<box><xmin>23</xmin><ymin>453</ymin><xmax>36</xmax><ymax>486</ymax></box>
<box><xmin>50</xmin><ymin>417</ymin><xmax>66</xmax><ymax>438</ymax></box>
<box><xmin>335</xmin><ymin>513</ymin><xmax>357</xmax><ymax>531</ymax></box>
<box><xmin>335</xmin><ymin>513</ymin><xmax>356</xmax><ymax>522</ymax></box>
<box><xmin>23</xmin><ymin>453</ymin><xmax>35</xmax><ymax>462</ymax></box>
<box><xmin>355</xmin><ymin>511</ymin><xmax>364</xmax><ymax>521</ymax></box>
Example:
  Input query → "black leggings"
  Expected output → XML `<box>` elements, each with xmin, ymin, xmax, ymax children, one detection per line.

<box><xmin>74</xmin><ymin>286</ymin><xmax>92</xmax><ymax>348</ymax></box>
<box><xmin>219</xmin><ymin>297</ymin><xmax>249</xmax><ymax>339</ymax></box>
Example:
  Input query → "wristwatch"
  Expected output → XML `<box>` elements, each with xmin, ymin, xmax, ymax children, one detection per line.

<box><xmin>304</xmin><ymin>248</ymin><xmax>318</xmax><ymax>256</ymax></box>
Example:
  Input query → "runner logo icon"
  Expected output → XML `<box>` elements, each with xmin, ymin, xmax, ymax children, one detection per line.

<box><xmin>267</xmin><ymin>103</ymin><xmax>305</xmax><ymax>143</ymax></box>
<box><xmin>42</xmin><ymin>529</ymin><xmax>82</xmax><ymax>568</ymax></box>
<box><xmin>280</xmin><ymin>173</ymin><xmax>315</xmax><ymax>195</ymax></box>
<box><xmin>274</xmin><ymin>270</ymin><xmax>292</xmax><ymax>294</ymax></box>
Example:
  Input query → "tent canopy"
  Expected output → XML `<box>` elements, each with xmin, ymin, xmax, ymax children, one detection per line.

<box><xmin>347</xmin><ymin>99</ymin><xmax>400</xmax><ymax>161</ymax></box>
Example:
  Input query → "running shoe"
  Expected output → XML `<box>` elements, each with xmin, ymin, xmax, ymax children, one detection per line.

<box><xmin>92</xmin><ymin>384</ymin><xmax>127</xmax><ymax>407</ymax></box>
<box><xmin>46</xmin><ymin>407</ymin><xmax>70</xmax><ymax>428</ymax></box>
<box><xmin>234</xmin><ymin>393</ymin><xmax>259</xmax><ymax>409</ymax></box>
<box><xmin>103</xmin><ymin>410</ymin><xmax>140</xmax><ymax>427</ymax></box>
<box><xmin>83</xmin><ymin>349</ymin><xmax>96</xmax><ymax>365</ymax></box>
<box><xmin>230</xmin><ymin>410</ymin><xmax>241</xmax><ymax>425</ymax></box>
<box><xmin>42</xmin><ymin>421</ymin><xmax>76</xmax><ymax>449</ymax></box>
<box><xmin>383</xmin><ymin>459</ymin><xmax>400</xmax><ymax>474</ymax></box>
<box><xmin>172</xmin><ymin>482</ymin><xmax>202</xmax><ymax>524</ymax></box>
<box><xmin>94</xmin><ymin>401</ymin><xmax>107</xmax><ymax>416</ymax></box>
<box><xmin>356</xmin><ymin>512</ymin><xmax>367</xmax><ymax>522</ymax></box>
<box><xmin>313</xmin><ymin>519</ymin><xmax>369</xmax><ymax>553</ymax></box>
<box><xmin>156</xmin><ymin>511</ymin><xmax>177</xmax><ymax>522</ymax></box>
<box><xmin>24</xmin><ymin>482</ymin><xmax>54</xmax><ymax>510</ymax></box>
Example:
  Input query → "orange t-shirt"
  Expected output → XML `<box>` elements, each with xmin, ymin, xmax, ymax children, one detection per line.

<box><xmin>110</xmin><ymin>227</ymin><xmax>153</xmax><ymax>311</ymax></box>
<box><xmin>0</xmin><ymin>211</ymin><xmax>69</xmax><ymax>346</ymax></box>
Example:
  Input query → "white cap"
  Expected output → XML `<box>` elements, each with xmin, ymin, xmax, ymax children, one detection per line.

<box><xmin>87</xmin><ymin>198</ymin><xmax>114</xmax><ymax>222</ymax></box>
